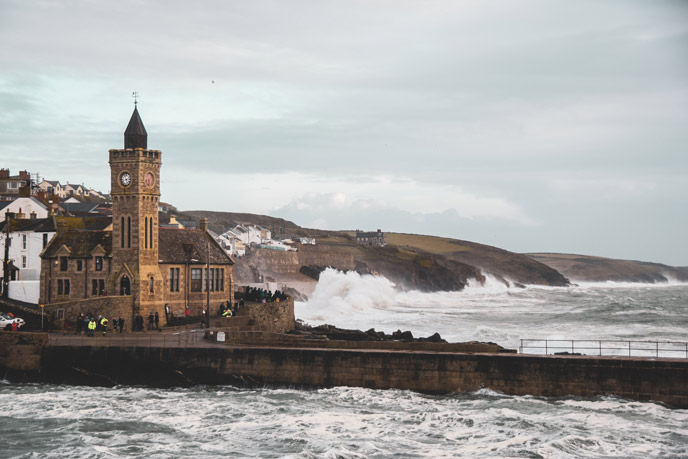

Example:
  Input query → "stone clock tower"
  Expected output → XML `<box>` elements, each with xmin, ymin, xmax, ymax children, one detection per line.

<box><xmin>108</xmin><ymin>106</ymin><xmax>163</xmax><ymax>313</ymax></box>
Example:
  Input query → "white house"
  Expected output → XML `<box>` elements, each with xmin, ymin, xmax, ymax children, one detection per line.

<box><xmin>0</xmin><ymin>217</ymin><xmax>56</xmax><ymax>303</ymax></box>
<box><xmin>0</xmin><ymin>197</ymin><xmax>49</xmax><ymax>222</ymax></box>
<box><xmin>37</xmin><ymin>180</ymin><xmax>66</xmax><ymax>198</ymax></box>
<box><xmin>214</xmin><ymin>224</ymin><xmax>273</xmax><ymax>257</ymax></box>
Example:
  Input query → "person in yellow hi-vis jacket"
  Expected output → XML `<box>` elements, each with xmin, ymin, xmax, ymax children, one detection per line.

<box><xmin>100</xmin><ymin>316</ymin><xmax>108</xmax><ymax>335</ymax></box>
<box><xmin>88</xmin><ymin>319</ymin><xmax>96</xmax><ymax>337</ymax></box>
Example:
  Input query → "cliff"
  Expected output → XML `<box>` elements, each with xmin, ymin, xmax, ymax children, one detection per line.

<box><xmin>527</xmin><ymin>253</ymin><xmax>688</xmax><ymax>283</ymax></box>
<box><xmin>181</xmin><ymin>210</ymin><xmax>570</xmax><ymax>297</ymax></box>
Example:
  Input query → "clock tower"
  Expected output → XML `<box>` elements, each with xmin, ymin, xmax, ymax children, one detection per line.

<box><xmin>109</xmin><ymin>106</ymin><xmax>162</xmax><ymax>312</ymax></box>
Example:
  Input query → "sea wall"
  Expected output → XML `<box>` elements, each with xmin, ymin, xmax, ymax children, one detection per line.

<box><xmin>239</xmin><ymin>299</ymin><xmax>295</xmax><ymax>333</ymax></box>
<box><xmin>17</xmin><ymin>339</ymin><xmax>688</xmax><ymax>408</ymax></box>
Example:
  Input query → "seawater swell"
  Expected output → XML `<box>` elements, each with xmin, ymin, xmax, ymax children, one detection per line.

<box><xmin>296</xmin><ymin>269</ymin><xmax>688</xmax><ymax>349</ymax></box>
<box><xmin>2</xmin><ymin>271</ymin><xmax>687</xmax><ymax>457</ymax></box>
<box><xmin>1</xmin><ymin>384</ymin><xmax>687</xmax><ymax>458</ymax></box>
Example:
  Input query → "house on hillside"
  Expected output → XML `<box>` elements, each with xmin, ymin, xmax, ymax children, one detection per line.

<box><xmin>38</xmin><ymin>180</ymin><xmax>67</xmax><ymax>198</ymax></box>
<box><xmin>356</xmin><ymin>229</ymin><xmax>386</xmax><ymax>247</ymax></box>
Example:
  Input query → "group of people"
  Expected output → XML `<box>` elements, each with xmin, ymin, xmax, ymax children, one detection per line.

<box><xmin>75</xmin><ymin>312</ymin><xmax>124</xmax><ymax>336</ymax></box>
<box><xmin>132</xmin><ymin>311</ymin><xmax>160</xmax><ymax>331</ymax></box>
<box><xmin>218</xmin><ymin>300</ymin><xmax>243</xmax><ymax>318</ymax></box>
<box><xmin>244</xmin><ymin>287</ymin><xmax>288</xmax><ymax>303</ymax></box>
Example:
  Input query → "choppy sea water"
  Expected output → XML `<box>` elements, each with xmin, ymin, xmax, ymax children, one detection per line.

<box><xmin>1</xmin><ymin>270</ymin><xmax>687</xmax><ymax>458</ymax></box>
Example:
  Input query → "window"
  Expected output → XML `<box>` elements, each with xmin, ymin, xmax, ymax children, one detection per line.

<box><xmin>127</xmin><ymin>217</ymin><xmax>131</xmax><ymax>248</ymax></box>
<box><xmin>191</xmin><ymin>268</ymin><xmax>202</xmax><ymax>292</ymax></box>
<box><xmin>205</xmin><ymin>268</ymin><xmax>215</xmax><ymax>292</ymax></box>
<box><xmin>220</xmin><ymin>268</ymin><xmax>224</xmax><ymax>291</ymax></box>
<box><xmin>95</xmin><ymin>256</ymin><xmax>103</xmax><ymax>271</ymax></box>
<box><xmin>145</xmin><ymin>217</ymin><xmax>148</xmax><ymax>249</ymax></box>
<box><xmin>121</xmin><ymin>216</ymin><xmax>125</xmax><ymax>248</ymax></box>
<box><xmin>58</xmin><ymin>279</ymin><xmax>70</xmax><ymax>295</ymax></box>
<box><xmin>149</xmin><ymin>276</ymin><xmax>154</xmax><ymax>293</ymax></box>
<box><xmin>60</xmin><ymin>257</ymin><xmax>68</xmax><ymax>271</ymax></box>
<box><xmin>215</xmin><ymin>268</ymin><xmax>220</xmax><ymax>291</ymax></box>
<box><xmin>169</xmin><ymin>268</ymin><xmax>179</xmax><ymax>292</ymax></box>
<box><xmin>22</xmin><ymin>234</ymin><xmax>26</xmax><ymax>249</ymax></box>
<box><xmin>92</xmin><ymin>279</ymin><xmax>105</xmax><ymax>296</ymax></box>
<box><xmin>22</xmin><ymin>256</ymin><xmax>26</xmax><ymax>269</ymax></box>
<box><xmin>77</xmin><ymin>260</ymin><xmax>83</xmax><ymax>271</ymax></box>
<box><xmin>43</xmin><ymin>233</ymin><xmax>48</xmax><ymax>248</ymax></box>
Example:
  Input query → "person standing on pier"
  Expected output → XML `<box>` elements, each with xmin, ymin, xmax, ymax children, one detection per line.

<box><xmin>119</xmin><ymin>316</ymin><xmax>124</xmax><ymax>333</ymax></box>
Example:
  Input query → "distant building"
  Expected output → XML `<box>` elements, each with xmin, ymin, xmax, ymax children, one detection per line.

<box><xmin>299</xmin><ymin>237</ymin><xmax>316</xmax><ymax>245</ymax></box>
<box><xmin>0</xmin><ymin>169</ymin><xmax>31</xmax><ymax>198</ymax></box>
<box><xmin>38</xmin><ymin>180</ymin><xmax>66</xmax><ymax>198</ymax></box>
<box><xmin>356</xmin><ymin>229</ymin><xmax>386</xmax><ymax>247</ymax></box>
<box><xmin>0</xmin><ymin>217</ymin><xmax>56</xmax><ymax>303</ymax></box>
<box><xmin>0</xmin><ymin>197</ymin><xmax>49</xmax><ymax>222</ymax></box>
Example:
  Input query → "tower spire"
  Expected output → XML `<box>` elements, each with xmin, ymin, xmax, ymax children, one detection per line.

<box><xmin>124</xmin><ymin>95</ymin><xmax>147</xmax><ymax>149</ymax></box>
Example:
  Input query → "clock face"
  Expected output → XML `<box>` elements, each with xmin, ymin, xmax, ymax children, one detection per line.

<box><xmin>119</xmin><ymin>172</ymin><xmax>132</xmax><ymax>187</ymax></box>
<box><xmin>144</xmin><ymin>172</ymin><xmax>155</xmax><ymax>187</ymax></box>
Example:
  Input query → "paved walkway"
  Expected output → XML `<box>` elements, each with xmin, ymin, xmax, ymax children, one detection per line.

<box><xmin>47</xmin><ymin>329</ymin><xmax>227</xmax><ymax>348</ymax></box>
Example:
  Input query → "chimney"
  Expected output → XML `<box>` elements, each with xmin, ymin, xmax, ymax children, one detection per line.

<box><xmin>19</xmin><ymin>170</ymin><xmax>30</xmax><ymax>180</ymax></box>
<box><xmin>200</xmin><ymin>217</ymin><xmax>209</xmax><ymax>232</ymax></box>
<box><xmin>30</xmin><ymin>212</ymin><xmax>37</xmax><ymax>220</ymax></box>
<box><xmin>0</xmin><ymin>169</ymin><xmax>9</xmax><ymax>179</ymax></box>
<box><xmin>55</xmin><ymin>217</ymin><xmax>68</xmax><ymax>233</ymax></box>
<box><xmin>377</xmin><ymin>229</ymin><xmax>381</xmax><ymax>233</ymax></box>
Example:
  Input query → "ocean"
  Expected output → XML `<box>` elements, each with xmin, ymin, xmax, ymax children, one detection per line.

<box><xmin>1</xmin><ymin>269</ymin><xmax>687</xmax><ymax>458</ymax></box>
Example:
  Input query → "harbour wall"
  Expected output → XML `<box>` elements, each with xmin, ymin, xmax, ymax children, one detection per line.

<box><xmin>2</xmin><ymin>332</ymin><xmax>687</xmax><ymax>408</ymax></box>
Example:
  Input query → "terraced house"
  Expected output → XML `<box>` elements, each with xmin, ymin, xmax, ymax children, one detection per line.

<box><xmin>40</xmin><ymin>107</ymin><xmax>234</xmax><ymax>326</ymax></box>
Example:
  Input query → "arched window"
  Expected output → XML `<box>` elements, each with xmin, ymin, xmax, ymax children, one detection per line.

<box><xmin>127</xmin><ymin>217</ymin><xmax>131</xmax><ymax>248</ymax></box>
<box><xmin>149</xmin><ymin>217</ymin><xmax>154</xmax><ymax>249</ymax></box>
<box><xmin>149</xmin><ymin>276</ymin><xmax>154</xmax><ymax>293</ymax></box>
<box><xmin>121</xmin><ymin>216</ymin><xmax>125</xmax><ymax>248</ymax></box>
<box><xmin>120</xmin><ymin>275</ymin><xmax>131</xmax><ymax>296</ymax></box>
<box><xmin>145</xmin><ymin>217</ymin><xmax>148</xmax><ymax>249</ymax></box>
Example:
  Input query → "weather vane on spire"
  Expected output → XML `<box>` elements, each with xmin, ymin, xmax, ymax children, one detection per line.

<box><xmin>132</xmin><ymin>91</ymin><xmax>139</xmax><ymax>106</ymax></box>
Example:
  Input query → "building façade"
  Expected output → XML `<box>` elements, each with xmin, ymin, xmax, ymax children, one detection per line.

<box><xmin>39</xmin><ymin>107</ymin><xmax>234</xmax><ymax>326</ymax></box>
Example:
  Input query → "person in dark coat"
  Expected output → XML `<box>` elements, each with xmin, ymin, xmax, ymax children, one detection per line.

<box><xmin>154</xmin><ymin>312</ymin><xmax>160</xmax><ymax>330</ymax></box>
<box><xmin>118</xmin><ymin>316</ymin><xmax>125</xmax><ymax>333</ymax></box>
<box><xmin>76</xmin><ymin>313</ymin><xmax>84</xmax><ymax>335</ymax></box>
<box><xmin>148</xmin><ymin>312</ymin><xmax>154</xmax><ymax>330</ymax></box>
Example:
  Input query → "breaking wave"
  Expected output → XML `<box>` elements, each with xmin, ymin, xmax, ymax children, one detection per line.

<box><xmin>296</xmin><ymin>268</ymin><xmax>688</xmax><ymax>348</ymax></box>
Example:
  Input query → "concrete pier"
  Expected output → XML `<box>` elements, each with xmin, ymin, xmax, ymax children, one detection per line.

<box><xmin>2</xmin><ymin>332</ymin><xmax>687</xmax><ymax>408</ymax></box>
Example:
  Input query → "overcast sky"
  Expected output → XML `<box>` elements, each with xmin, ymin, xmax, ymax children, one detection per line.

<box><xmin>1</xmin><ymin>0</ymin><xmax>687</xmax><ymax>265</ymax></box>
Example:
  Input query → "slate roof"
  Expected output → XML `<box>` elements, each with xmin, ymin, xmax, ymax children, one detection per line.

<box><xmin>62</xmin><ymin>202</ymin><xmax>99</xmax><ymax>215</ymax></box>
<box><xmin>124</xmin><ymin>106</ymin><xmax>148</xmax><ymax>149</ymax></box>
<box><xmin>0</xmin><ymin>202</ymin><xmax>11</xmax><ymax>211</ymax></box>
<box><xmin>54</xmin><ymin>215</ymin><xmax>112</xmax><ymax>231</ymax></box>
<box><xmin>0</xmin><ymin>217</ymin><xmax>56</xmax><ymax>233</ymax></box>
<box><xmin>158</xmin><ymin>228</ymin><xmax>233</xmax><ymax>265</ymax></box>
<box><xmin>42</xmin><ymin>230</ymin><xmax>112</xmax><ymax>258</ymax></box>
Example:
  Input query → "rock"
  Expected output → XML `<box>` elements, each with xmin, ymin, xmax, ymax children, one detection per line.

<box><xmin>392</xmin><ymin>329</ymin><xmax>414</xmax><ymax>341</ymax></box>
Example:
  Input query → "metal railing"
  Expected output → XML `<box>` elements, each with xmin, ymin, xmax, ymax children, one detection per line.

<box><xmin>519</xmin><ymin>339</ymin><xmax>688</xmax><ymax>359</ymax></box>
<box><xmin>47</xmin><ymin>330</ymin><xmax>209</xmax><ymax>348</ymax></box>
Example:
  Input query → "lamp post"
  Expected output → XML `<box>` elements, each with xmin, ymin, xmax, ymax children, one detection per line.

<box><xmin>206</xmin><ymin>241</ymin><xmax>210</xmax><ymax>329</ymax></box>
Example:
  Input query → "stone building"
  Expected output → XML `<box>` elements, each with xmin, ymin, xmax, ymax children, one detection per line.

<box><xmin>355</xmin><ymin>229</ymin><xmax>386</xmax><ymax>247</ymax></box>
<box><xmin>40</xmin><ymin>107</ymin><xmax>234</xmax><ymax>326</ymax></box>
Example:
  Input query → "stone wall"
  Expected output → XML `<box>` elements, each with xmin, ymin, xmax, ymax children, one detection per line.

<box><xmin>32</xmin><ymin>345</ymin><xmax>688</xmax><ymax>408</ymax></box>
<box><xmin>0</xmin><ymin>332</ymin><xmax>46</xmax><ymax>379</ymax></box>
<box><xmin>44</xmin><ymin>296</ymin><xmax>134</xmax><ymax>330</ymax></box>
<box><xmin>239</xmin><ymin>299</ymin><xmax>295</xmax><ymax>333</ymax></box>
